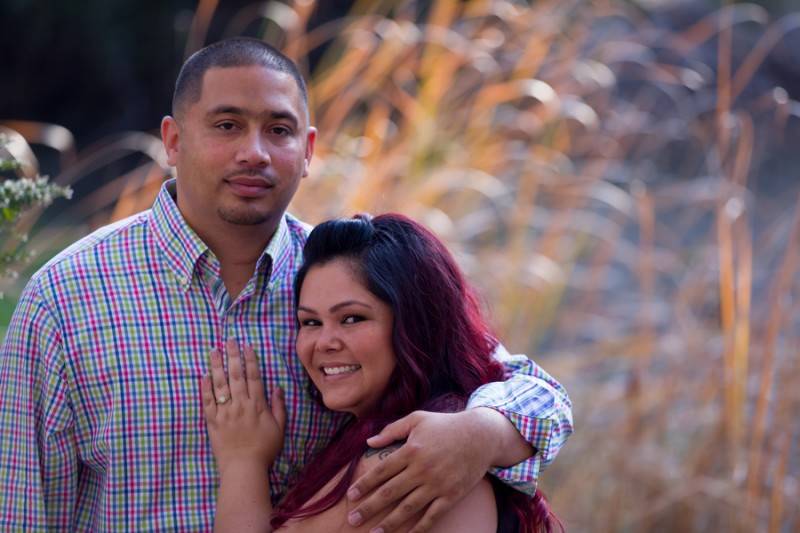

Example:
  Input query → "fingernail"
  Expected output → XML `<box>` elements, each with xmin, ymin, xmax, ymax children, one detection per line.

<box><xmin>370</xmin><ymin>528</ymin><xmax>384</xmax><ymax>533</ymax></box>
<box><xmin>347</xmin><ymin>487</ymin><xmax>361</xmax><ymax>500</ymax></box>
<box><xmin>347</xmin><ymin>511</ymin><xmax>362</xmax><ymax>525</ymax></box>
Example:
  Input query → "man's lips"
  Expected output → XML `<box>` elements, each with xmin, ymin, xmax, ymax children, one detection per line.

<box><xmin>224</xmin><ymin>176</ymin><xmax>274</xmax><ymax>197</ymax></box>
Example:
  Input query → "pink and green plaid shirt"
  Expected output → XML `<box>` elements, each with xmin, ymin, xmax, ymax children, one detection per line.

<box><xmin>0</xmin><ymin>180</ymin><xmax>572</xmax><ymax>531</ymax></box>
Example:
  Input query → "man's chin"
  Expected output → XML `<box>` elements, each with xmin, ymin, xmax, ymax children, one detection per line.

<box><xmin>218</xmin><ymin>207</ymin><xmax>271</xmax><ymax>226</ymax></box>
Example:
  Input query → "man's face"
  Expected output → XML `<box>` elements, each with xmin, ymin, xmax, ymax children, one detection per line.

<box><xmin>162</xmin><ymin>65</ymin><xmax>315</xmax><ymax>237</ymax></box>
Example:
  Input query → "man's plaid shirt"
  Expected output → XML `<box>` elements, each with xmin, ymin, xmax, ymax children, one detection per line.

<box><xmin>0</xmin><ymin>180</ymin><xmax>573</xmax><ymax>530</ymax></box>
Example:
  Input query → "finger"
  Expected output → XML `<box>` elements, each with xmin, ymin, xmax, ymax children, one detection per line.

<box><xmin>347</xmin><ymin>445</ymin><xmax>411</xmax><ymax>508</ymax></box>
<box><xmin>243</xmin><ymin>344</ymin><xmax>265</xmax><ymax>404</ymax></box>
<box><xmin>373</xmin><ymin>486</ymin><xmax>436</xmax><ymax>533</ymax></box>
<box><xmin>349</xmin><ymin>468</ymin><xmax>417</xmax><ymax>527</ymax></box>
<box><xmin>366</xmin><ymin>413</ymin><xmax>416</xmax><ymax>449</ymax></box>
<box><xmin>271</xmin><ymin>387</ymin><xmax>286</xmax><ymax>433</ymax></box>
<box><xmin>348</xmin><ymin>446</ymin><xmax>409</xmax><ymax>502</ymax></box>
<box><xmin>226</xmin><ymin>339</ymin><xmax>248</xmax><ymax>401</ymax></box>
<box><xmin>209</xmin><ymin>349</ymin><xmax>230</xmax><ymax>403</ymax></box>
<box><xmin>200</xmin><ymin>373</ymin><xmax>216</xmax><ymax>419</ymax></box>
<box><xmin>408</xmin><ymin>498</ymin><xmax>450</xmax><ymax>533</ymax></box>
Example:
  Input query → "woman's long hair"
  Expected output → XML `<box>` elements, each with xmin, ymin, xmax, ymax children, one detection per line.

<box><xmin>271</xmin><ymin>214</ymin><xmax>560</xmax><ymax>532</ymax></box>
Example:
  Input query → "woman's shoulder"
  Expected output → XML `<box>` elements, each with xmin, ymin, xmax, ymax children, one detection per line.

<box><xmin>428</xmin><ymin>475</ymin><xmax>497</xmax><ymax>533</ymax></box>
<box><xmin>280</xmin><ymin>444</ymin><xmax>497</xmax><ymax>533</ymax></box>
<box><xmin>356</xmin><ymin>444</ymin><xmax>498</xmax><ymax>533</ymax></box>
<box><xmin>279</xmin><ymin>446</ymin><xmax>407</xmax><ymax>533</ymax></box>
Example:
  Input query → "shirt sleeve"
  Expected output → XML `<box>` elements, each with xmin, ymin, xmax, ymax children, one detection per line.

<box><xmin>466</xmin><ymin>344</ymin><xmax>573</xmax><ymax>495</ymax></box>
<box><xmin>0</xmin><ymin>279</ymin><xmax>77</xmax><ymax>530</ymax></box>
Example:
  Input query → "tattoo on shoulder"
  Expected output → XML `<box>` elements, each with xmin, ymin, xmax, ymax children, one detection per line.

<box><xmin>364</xmin><ymin>441</ymin><xmax>405</xmax><ymax>461</ymax></box>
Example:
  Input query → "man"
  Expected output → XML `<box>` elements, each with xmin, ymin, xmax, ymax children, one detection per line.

<box><xmin>0</xmin><ymin>38</ymin><xmax>572</xmax><ymax>531</ymax></box>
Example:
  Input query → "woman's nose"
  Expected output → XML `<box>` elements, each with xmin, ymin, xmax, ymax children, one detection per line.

<box><xmin>317</xmin><ymin>326</ymin><xmax>343</xmax><ymax>352</ymax></box>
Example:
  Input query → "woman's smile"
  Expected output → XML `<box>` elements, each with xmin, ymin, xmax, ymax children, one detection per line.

<box><xmin>320</xmin><ymin>364</ymin><xmax>362</xmax><ymax>377</ymax></box>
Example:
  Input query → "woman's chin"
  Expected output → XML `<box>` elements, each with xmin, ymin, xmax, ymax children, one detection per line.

<box><xmin>321</xmin><ymin>398</ymin><xmax>363</xmax><ymax>418</ymax></box>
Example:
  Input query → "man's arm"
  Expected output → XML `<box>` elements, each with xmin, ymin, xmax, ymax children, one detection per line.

<box><xmin>467</xmin><ymin>345</ymin><xmax>574</xmax><ymax>493</ymax></box>
<box><xmin>0</xmin><ymin>280</ymin><xmax>78</xmax><ymax>530</ymax></box>
<box><xmin>345</xmin><ymin>346</ymin><xmax>572</xmax><ymax>533</ymax></box>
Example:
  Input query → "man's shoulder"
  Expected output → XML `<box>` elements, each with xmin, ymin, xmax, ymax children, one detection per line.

<box><xmin>32</xmin><ymin>210</ymin><xmax>152</xmax><ymax>283</ymax></box>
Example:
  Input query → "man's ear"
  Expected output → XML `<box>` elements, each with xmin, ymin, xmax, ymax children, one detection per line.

<box><xmin>302</xmin><ymin>127</ymin><xmax>317</xmax><ymax>178</ymax></box>
<box><xmin>161</xmin><ymin>116</ymin><xmax>180</xmax><ymax>167</ymax></box>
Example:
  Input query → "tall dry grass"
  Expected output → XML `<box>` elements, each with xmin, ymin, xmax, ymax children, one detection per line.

<box><xmin>2</xmin><ymin>1</ymin><xmax>799</xmax><ymax>531</ymax></box>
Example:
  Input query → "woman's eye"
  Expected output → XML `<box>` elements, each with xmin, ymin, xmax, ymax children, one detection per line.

<box><xmin>299</xmin><ymin>318</ymin><xmax>320</xmax><ymax>327</ymax></box>
<box><xmin>342</xmin><ymin>315</ymin><xmax>365</xmax><ymax>325</ymax></box>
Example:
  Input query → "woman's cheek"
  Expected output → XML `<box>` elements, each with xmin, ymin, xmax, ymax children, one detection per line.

<box><xmin>295</xmin><ymin>331</ymin><xmax>313</xmax><ymax>368</ymax></box>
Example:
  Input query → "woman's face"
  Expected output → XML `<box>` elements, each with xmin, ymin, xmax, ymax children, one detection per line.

<box><xmin>296</xmin><ymin>259</ymin><xmax>396</xmax><ymax>417</ymax></box>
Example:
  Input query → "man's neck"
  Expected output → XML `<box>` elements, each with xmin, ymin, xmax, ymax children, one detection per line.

<box><xmin>192</xmin><ymin>217</ymin><xmax>278</xmax><ymax>300</ymax></box>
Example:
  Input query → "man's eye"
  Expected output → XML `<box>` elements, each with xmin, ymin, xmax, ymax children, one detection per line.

<box><xmin>342</xmin><ymin>315</ymin><xmax>365</xmax><ymax>325</ymax></box>
<box><xmin>216</xmin><ymin>122</ymin><xmax>237</xmax><ymax>131</ymax></box>
<box><xmin>271</xmin><ymin>125</ymin><xmax>291</xmax><ymax>136</ymax></box>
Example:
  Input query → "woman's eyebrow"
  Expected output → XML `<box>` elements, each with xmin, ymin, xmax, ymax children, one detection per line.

<box><xmin>297</xmin><ymin>300</ymin><xmax>374</xmax><ymax>314</ymax></box>
<box><xmin>329</xmin><ymin>300</ymin><xmax>373</xmax><ymax>313</ymax></box>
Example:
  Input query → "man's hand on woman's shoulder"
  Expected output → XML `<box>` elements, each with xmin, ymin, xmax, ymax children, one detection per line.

<box><xmin>345</xmin><ymin>409</ymin><xmax>511</xmax><ymax>533</ymax></box>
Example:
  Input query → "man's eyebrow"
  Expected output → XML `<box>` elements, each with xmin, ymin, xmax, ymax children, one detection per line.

<box><xmin>267</xmin><ymin>110</ymin><xmax>299</xmax><ymax>129</ymax></box>
<box><xmin>206</xmin><ymin>106</ymin><xmax>299</xmax><ymax>128</ymax></box>
<box><xmin>206</xmin><ymin>105</ymin><xmax>247</xmax><ymax>117</ymax></box>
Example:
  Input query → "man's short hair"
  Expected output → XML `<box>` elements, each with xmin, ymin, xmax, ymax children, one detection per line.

<box><xmin>172</xmin><ymin>37</ymin><xmax>309</xmax><ymax>118</ymax></box>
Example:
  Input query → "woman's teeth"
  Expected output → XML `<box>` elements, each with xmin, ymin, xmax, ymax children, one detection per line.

<box><xmin>323</xmin><ymin>365</ymin><xmax>362</xmax><ymax>376</ymax></box>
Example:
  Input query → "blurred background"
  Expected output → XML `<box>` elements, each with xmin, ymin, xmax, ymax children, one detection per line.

<box><xmin>1</xmin><ymin>0</ymin><xmax>799</xmax><ymax>531</ymax></box>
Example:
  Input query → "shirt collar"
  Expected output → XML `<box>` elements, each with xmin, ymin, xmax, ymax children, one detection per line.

<box><xmin>149</xmin><ymin>179</ymin><xmax>297</xmax><ymax>291</ymax></box>
<box><xmin>261</xmin><ymin>210</ymin><xmax>293</xmax><ymax>288</ymax></box>
<box><xmin>150</xmin><ymin>179</ymin><xmax>209</xmax><ymax>290</ymax></box>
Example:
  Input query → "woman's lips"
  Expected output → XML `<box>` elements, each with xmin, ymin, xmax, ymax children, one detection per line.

<box><xmin>320</xmin><ymin>364</ymin><xmax>362</xmax><ymax>381</ymax></box>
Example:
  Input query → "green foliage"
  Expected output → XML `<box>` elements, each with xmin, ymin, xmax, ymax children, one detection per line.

<box><xmin>0</xmin><ymin>136</ymin><xmax>72</xmax><ymax>285</ymax></box>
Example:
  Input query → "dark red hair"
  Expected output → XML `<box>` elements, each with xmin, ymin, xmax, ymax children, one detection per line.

<box><xmin>272</xmin><ymin>213</ymin><xmax>560</xmax><ymax>532</ymax></box>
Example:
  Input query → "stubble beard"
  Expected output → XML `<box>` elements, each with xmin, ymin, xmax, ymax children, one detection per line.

<box><xmin>217</xmin><ymin>205</ymin><xmax>271</xmax><ymax>226</ymax></box>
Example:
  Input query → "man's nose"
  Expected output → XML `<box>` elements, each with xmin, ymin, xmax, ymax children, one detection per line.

<box><xmin>237</xmin><ymin>131</ymin><xmax>270</xmax><ymax>167</ymax></box>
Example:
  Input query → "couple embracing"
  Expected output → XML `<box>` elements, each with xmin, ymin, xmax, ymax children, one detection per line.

<box><xmin>0</xmin><ymin>38</ymin><xmax>572</xmax><ymax>532</ymax></box>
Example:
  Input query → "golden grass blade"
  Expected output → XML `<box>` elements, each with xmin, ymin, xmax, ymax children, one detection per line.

<box><xmin>745</xmin><ymin>194</ymin><xmax>800</xmax><ymax>511</ymax></box>
<box><xmin>184</xmin><ymin>0</ymin><xmax>219</xmax><ymax>57</ymax></box>
<box><xmin>767</xmin><ymin>432</ymin><xmax>792</xmax><ymax>533</ymax></box>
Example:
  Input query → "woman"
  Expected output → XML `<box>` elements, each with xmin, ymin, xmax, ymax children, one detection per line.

<box><xmin>201</xmin><ymin>214</ymin><xmax>561</xmax><ymax>532</ymax></box>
